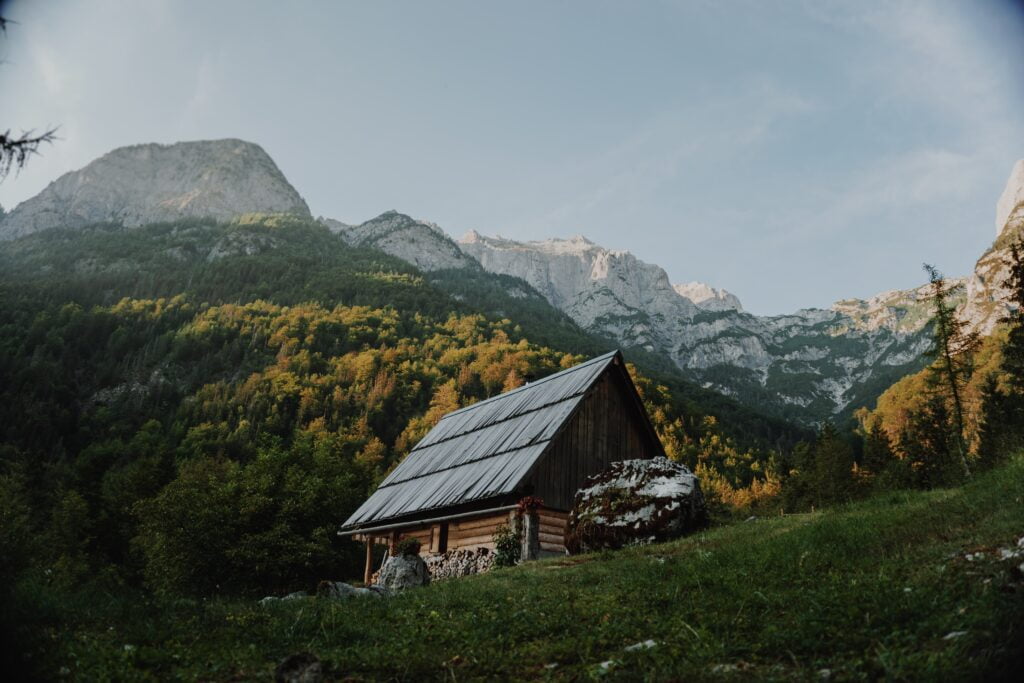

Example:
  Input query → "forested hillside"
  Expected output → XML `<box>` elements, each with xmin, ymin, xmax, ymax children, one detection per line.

<box><xmin>0</xmin><ymin>215</ymin><xmax>801</xmax><ymax>605</ymax></box>
<box><xmin>856</xmin><ymin>240</ymin><xmax>1024</xmax><ymax>489</ymax></box>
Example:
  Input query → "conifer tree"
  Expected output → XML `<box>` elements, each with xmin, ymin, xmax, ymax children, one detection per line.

<box><xmin>901</xmin><ymin>393</ymin><xmax>958</xmax><ymax>487</ymax></box>
<box><xmin>999</xmin><ymin>239</ymin><xmax>1024</xmax><ymax>396</ymax></box>
<box><xmin>922</xmin><ymin>264</ymin><xmax>978</xmax><ymax>477</ymax></box>
<box><xmin>861</xmin><ymin>422</ymin><xmax>894</xmax><ymax>479</ymax></box>
<box><xmin>975</xmin><ymin>373</ymin><xmax>1011</xmax><ymax>471</ymax></box>
<box><xmin>812</xmin><ymin>423</ymin><xmax>854</xmax><ymax>506</ymax></box>
<box><xmin>976</xmin><ymin>238</ymin><xmax>1024</xmax><ymax>464</ymax></box>
<box><xmin>781</xmin><ymin>440</ymin><xmax>815</xmax><ymax>512</ymax></box>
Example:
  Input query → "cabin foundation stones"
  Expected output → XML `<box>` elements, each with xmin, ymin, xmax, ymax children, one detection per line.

<box><xmin>339</xmin><ymin>350</ymin><xmax>677</xmax><ymax>580</ymax></box>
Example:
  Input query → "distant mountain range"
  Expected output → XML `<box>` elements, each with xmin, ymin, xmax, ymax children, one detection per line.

<box><xmin>2</xmin><ymin>139</ymin><xmax>1020</xmax><ymax>424</ymax></box>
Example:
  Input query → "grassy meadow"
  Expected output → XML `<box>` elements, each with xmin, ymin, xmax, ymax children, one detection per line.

<box><xmin>13</xmin><ymin>456</ymin><xmax>1024</xmax><ymax>681</ymax></box>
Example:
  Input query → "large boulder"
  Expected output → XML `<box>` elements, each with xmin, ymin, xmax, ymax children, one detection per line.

<box><xmin>376</xmin><ymin>554</ymin><xmax>430</xmax><ymax>591</ymax></box>
<box><xmin>566</xmin><ymin>457</ymin><xmax>707</xmax><ymax>554</ymax></box>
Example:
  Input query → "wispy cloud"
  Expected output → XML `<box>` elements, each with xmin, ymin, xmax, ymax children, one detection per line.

<box><xmin>519</xmin><ymin>81</ymin><xmax>818</xmax><ymax>238</ymax></box>
<box><xmin>180</xmin><ymin>53</ymin><xmax>222</xmax><ymax>131</ymax></box>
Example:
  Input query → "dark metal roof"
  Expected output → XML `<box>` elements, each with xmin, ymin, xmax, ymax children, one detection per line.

<box><xmin>341</xmin><ymin>350</ymin><xmax>620</xmax><ymax>529</ymax></box>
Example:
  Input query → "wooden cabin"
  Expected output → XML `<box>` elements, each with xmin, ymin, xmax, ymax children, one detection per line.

<box><xmin>338</xmin><ymin>350</ymin><xmax>666</xmax><ymax>581</ymax></box>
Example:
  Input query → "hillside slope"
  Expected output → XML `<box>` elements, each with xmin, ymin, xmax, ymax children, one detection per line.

<box><xmin>7</xmin><ymin>138</ymin><xmax>1013</xmax><ymax>428</ymax></box>
<box><xmin>26</xmin><ymin>456</ymin><xmax>1024</xmax><ymax>680</ymax></box>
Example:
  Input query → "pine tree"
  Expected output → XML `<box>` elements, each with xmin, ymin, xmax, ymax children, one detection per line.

<box><xmin>976</xmin><ymin>237</ymin><xmax>1024</xmax><ymax>464</ymax></box>
<box><xmin>861</xmin><ymin>422</ymin><xmax>894</xmax><ymax>479</ymax></box>
<box><xmin>999</xmin><ymin>239</ymin><xmax>1024</xmax><ymax>396</ymax></box>
<box><xmin>975</xmin><ymin>373</ymin><xmax>1012</xmax><ymax>471</ymax></box>
<box><xmin>812</xmin><ymin>423</ymin><xmax>854</xmax><ymax>506</ymax></box>
<box><xmin>781</xmin><ymin>440</ymin><xmax>815</xmax><ymax>512</ymax></box>
<box><xmin>923</xmin><ymin>264</ymin><xmax>979</xmax><ymax>477</ymax></box>
<box><xmin>901</xmin><ymin>393</ymin><xmax>959</xmax><ymax>488</ymax></box>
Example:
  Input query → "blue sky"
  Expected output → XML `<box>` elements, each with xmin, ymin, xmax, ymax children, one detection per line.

<box><xmin>1</xmin><ymin>0</ymin><xmax>1023</xmax><ymax>314</ymax></box>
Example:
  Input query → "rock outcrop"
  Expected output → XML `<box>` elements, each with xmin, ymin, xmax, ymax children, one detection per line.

<box><xmin>996</xmin><ymin>160</ymin><xmax>1024</xmax><ymax>239</ymax></box>
<box><xmin>565</xmin><ymin>458</ymin><xmax>707</xmax><ymax>554</ymax></box>
<box><xmin>962</xmin><ymin>159</ymin><xmax>1024</xmax><ymax>335</ymax></box>
<box><xmin>0</xmin><ymin>139</ymin><xmax>310</xmax><ymax>240</ymax></box>
<box><xmin>376</xmin><ymin>553</ymin><xmax>430</xmax><ymax>591</ymax></box>
<box><xmin>674</xmin><ymin>282</ymin><xmax>743</xmax><ymax>312</ymax></box>
<box><xmin>323</xmin><ymin>211</ymin><xmax>476</xmax><ymax>271</ymax></box>
<box><xmin>316</xmin><ymin>581</ymin><xmax>384</xmax><ymax>599</ymax></box>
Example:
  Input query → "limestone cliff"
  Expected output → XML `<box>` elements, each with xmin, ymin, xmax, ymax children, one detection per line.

<box><xmin>995</xmin><ymin>160</ymin><xmax>1024</xmax><ymax>239</ymax></box>
<box><xmin>458</xmin><ymin>230</ymin><xmax>941</xmax><ymax>421</ymax></box>
<box><xmin>0</xmin><ymin>139</ymin><xmax>310</xmax><ymax>239</ymax></box>
<box><xmin>961</xmin><ymin>159</ymin><xmax>1024</xmax><ymax>335</ymax></box>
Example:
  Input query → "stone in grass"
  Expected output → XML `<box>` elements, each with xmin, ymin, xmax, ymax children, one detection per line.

<box><xmin>259</xmin><ymin>591</ymin><xmax>308</xmax><ymax>605</ymax></box>
<box><xmin>274</xmin><ymin>652</ymin><xmax>323</xmax><ymax>683</ymax></box>
<box><xmin>316</xmin><ymin>581</ymin><xmax>383</xmax><ymax>599</ymax></box>
<box><xmin>376</xmin><ymin>554</ymin><xmax>430</xmax><ymax>592</ymax></box>
<box><xmin>566</xmin><ymin>457</ymin><xmax>708</xmax><ymax>554</ymax></box>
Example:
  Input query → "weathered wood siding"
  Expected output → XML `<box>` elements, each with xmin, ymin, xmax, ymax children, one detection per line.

<box><xmin>525</xmin><ymin>368</ymin><xmax>661</xmax><ymax>511</ymax></box>
<box><xmin>537</xmin><ymin>508</ymin><xmax>568</xmax><ymax>555</ymax></box>
<box><xmin>447</xmin><ymin>511</ymin><xmax>513</xmax><ymax>552</ymax></box>
<box><xmin>393</xmin><ymin>511</ymin><xmax>513</xmax><ymax>555</ymax></box>
<box><xmin>394</xmin><ymin>524</ymin><xmax>433</xmax><ymax>554</ymax></box>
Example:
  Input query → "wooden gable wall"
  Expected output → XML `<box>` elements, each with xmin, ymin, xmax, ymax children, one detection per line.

<box><xmin>523</xmin><ymin>365</ymin><xmax>662</xmax><ymax>510</ymax></box>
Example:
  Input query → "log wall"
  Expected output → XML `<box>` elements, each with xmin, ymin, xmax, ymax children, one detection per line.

<box><xmin>537</xmin><ymin>508</ymin><xmax>568</xmax><ymax>555</ymax></box>
<box><xmin>447</xmin><ymin>510</ymin><xmax>514</xmax><ymax>552</ymax></box>
<box><xmin>388</xmin><ymin>508</ymin><xmax>570</xmax><ymax>556</ymax></box>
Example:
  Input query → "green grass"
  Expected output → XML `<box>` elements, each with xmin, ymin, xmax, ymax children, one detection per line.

<box><xmin>26</xmin><ymin>458</ymin><xmax>1024</xmax><ymax>680</ymax></box>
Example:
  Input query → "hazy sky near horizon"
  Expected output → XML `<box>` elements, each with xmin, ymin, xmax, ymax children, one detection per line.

<box><xmin>1</xmin><ymin>0</ymin><xmax>1023</xmax><ymax>314</ymax></box>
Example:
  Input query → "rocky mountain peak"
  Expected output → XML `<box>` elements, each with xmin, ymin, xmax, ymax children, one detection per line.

<box><xmin>673</xmin><ymin>282</ymin><xmax>743</xmax><ymax>312</ymax></box>
<box><xmin>322</xmin><ymin>210</ymin><xmax>476</xmax><ymax>272</ymax></box>
<box><xmin>458</xmin><ymin>230</ymin><xmax>698</xmax><ymax>350</ymax></box>
<box><xmin>996</xmin><ymin>159</ymin><xmax>1024</xmax><ymax>237</ymax></box>
<box><xmin>0</xmin><ymin>139</ymin><xmax>311</xmax><ymax>240</ymax></box>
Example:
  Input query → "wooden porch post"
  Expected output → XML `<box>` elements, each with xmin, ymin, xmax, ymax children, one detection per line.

<box><xmin>363</xmin><ymin>537</ymin><xmax>374</xmax><ymax>585</ymax></box>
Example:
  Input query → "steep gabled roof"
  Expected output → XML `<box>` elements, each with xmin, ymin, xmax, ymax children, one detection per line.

<box><xmin>341</xmin><ymin>350</ymin><xmax>622</xmax><ymax>530</ymax></box>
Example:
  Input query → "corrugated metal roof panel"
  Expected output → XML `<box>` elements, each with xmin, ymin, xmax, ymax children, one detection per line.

<box><xmin>341</xmin><ymin>350</ymin><xmax>620</xmax><ymax>529</ymax></box>
<box><xmin>379</xmin><ymin>400</ymin><xmax>577</xmax><ymax>486</ymax></box>
<box><xmin>415</xmin><ymin>350</ymin><xmax>617</xmax><ymax>448</ymax></box>
<box><xmin>344</xmin><ymin>443</ymin><xmax>549</xmax><ymax>526</ymax></box>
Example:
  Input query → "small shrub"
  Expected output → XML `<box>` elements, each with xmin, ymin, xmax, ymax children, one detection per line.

<box><xmin>516</xmin><ymin>495</ymin><xmax>544</xmax><ymax>512</ymax></box>
<box><xmin>394</xmin><ymin>538</ymin><xmax>421</xmax><ymax>557</ymax></box>
<box><xmin>492</xmin><ymin>524</ymin><xmax>520</xmax><ymax>567</ymax></box>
